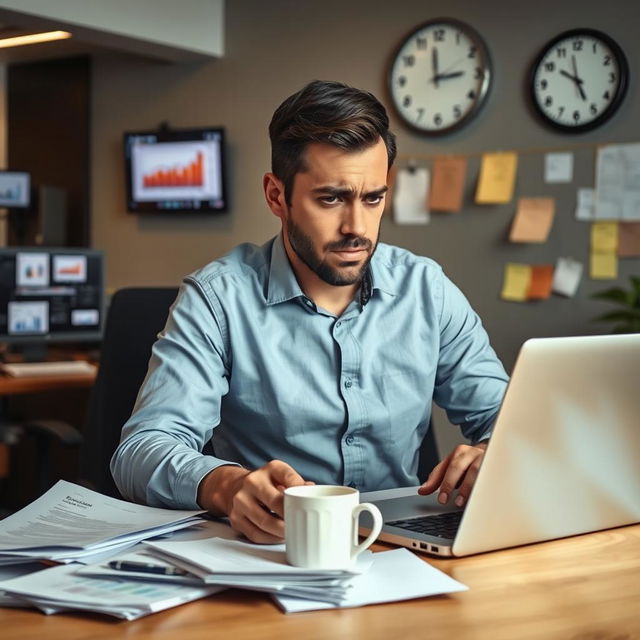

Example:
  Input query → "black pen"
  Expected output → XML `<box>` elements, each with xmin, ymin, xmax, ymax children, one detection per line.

<box><xmin>107</xmin><ymin>560</ymin><xmax>188</xmax><ymax>576</ymax></box>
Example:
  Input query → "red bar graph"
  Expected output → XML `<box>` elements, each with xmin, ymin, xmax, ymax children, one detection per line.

<box><xmin>143</xmin><ymin>151</ymin><xmax>204</xmax><ymax>188</ymax></box>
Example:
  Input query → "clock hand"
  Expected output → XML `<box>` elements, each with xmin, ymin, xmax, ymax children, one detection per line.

<box><xmin>432</xmin><ymin>47</ymin><xmax>439</xmax><ymax>88</ymax></box>
<box><xmin>435</xmin><ymin>70</ymin><xmax>465</xmax><ymax>81</ymax></box>
<box><xmin>571</xmin><ymin>55</ymin><xmax>587</xmax><ymax>101</ymax></box>
<box><xmin>559</xmin><ymin>69</ymin><xmax>587</xmax><ymax>100</ymax></box>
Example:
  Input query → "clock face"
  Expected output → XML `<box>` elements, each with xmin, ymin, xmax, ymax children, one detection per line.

<box><xmin>389</xmin><ymin>19</ymin><xmax>492</xmax><ymax>135</ymax></box>
<box><xmin>531</xmin><ymin>29</ymin><xmax>629</xmax><ymax>132</ymax></box>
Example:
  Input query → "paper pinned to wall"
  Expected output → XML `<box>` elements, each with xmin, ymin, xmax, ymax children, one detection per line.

<box><xmin>429</xmin><ymin>156</ymin><xmax>467</xmax><ymax>212</ymax></box>
<box><xmin>509</xmin><ymin>197</ymin><xmax>555</xmax><ymax>243</ymax></box>
<box><xmin>501</xmin><ymin>263</ymin><xmax>531</xmax><ymax>302</ymax></box>
<box><xmin>527</xmin><ymin>265</ymin><xmax>554</xmax><ymax>299</ymax></box>
<box><xmin>591</xmin><ymin>221</ymin><xmax>618</xmax><ymax>253</ymax></box>
<box><xmin>595</xmin><ymin>143</ymin><xmax>640</xmax><ymax>220</ymax></box>
<box><xmin>544</xmin><ymin>152</ymin><xmax>574</xmax><ymax>183</ymax></box>
<box><xmin>475</xmin><ymin>152</ymin><xmax>518</xmax><ymax>204</ymax></box>
<box><xmin>618</xmin><ymin>222</ymin><xmax>640</xmax><ymax>257</ymax></box>
<box><xmin>551</xmin><ymin>258</ymin><xmax>583</xmax><ymax>297</ymax></box>
<box><xmin>392</xmin><ymin>167</ymin><xmax>430</xmax><ymax>225</ymax></box>
<box><xmin>590</xmin><ymin>252</ymin><xmax>618</xmax><ymax>279</ymax></box>
<box><xmin>575</xmin><ymin>188</ymin><xmax>596</xmax><ymax>221</ymax></box>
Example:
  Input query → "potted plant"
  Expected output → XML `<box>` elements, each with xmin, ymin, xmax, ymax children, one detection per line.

<box><xmin>591</xmin><ymin>276</ymin><xmax>640</xmax><ymax>333</ymax></box>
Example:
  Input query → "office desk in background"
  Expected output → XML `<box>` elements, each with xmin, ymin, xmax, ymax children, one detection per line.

<box><xmin>1</xmin><ymin>525</ymin><xmax>638</xmax><ymax>640</ymax></box>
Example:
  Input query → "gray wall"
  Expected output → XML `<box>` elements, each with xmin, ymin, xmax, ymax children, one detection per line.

<box><xmin>90</xmin><ymin>0</ymin><xmax>640</xmax><ymax>451</ymax></box>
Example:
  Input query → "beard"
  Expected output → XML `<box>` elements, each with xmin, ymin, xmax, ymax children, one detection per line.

<box><xmin>286</xmin><ymin>215</ymin><xmax>377</xmax><ymax>287</ymax></box>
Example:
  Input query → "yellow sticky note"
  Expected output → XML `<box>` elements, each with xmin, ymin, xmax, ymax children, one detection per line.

<box><xmin>591</xmin><ymin>222</ymin><xmax>618</xmax><ymax>252</ymax></box>
<box><xmin>510</xmin><ymin>198</ymin><xmax>555</xmax><ymax>243</ymax></box>
<box><xmin>475</xmin><ymin>152</ymin><xmax>518</xmax><ymax>204</ymax></box>
<box><xmin>590</xmin><ymin>252</ymin><xmax>618</xmax><ymax>279</ymax></box>
<box><xmin>501</xmin><ymin>263</ymin><xmax>532</xmax><ymax>302</ymax></box>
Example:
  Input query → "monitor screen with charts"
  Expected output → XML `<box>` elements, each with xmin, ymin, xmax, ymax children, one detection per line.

<box><xmin>0</xmin><ymin>171</ymin><xmax>31</xmax><ymax>208</ymax></box>
<box><xmin>0</xmin><ymin>248</ymin><xmax>104</xmax><ymax>359</ymax></box>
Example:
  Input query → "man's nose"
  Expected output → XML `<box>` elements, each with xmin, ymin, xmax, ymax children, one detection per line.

<box><xmin>340</xmin><ymin>203</ymin><xmax>366</xmax><ymax>237</ymax></box>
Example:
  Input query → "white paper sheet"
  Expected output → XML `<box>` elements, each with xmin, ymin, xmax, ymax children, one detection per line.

<box><xmin>551</xmin><ymin>257</ymin><xmax>583</xmax><ymax>297</ymax></box>
<box><xmin>273</xmin><ymin>548</ymin><xmax>468</xmax><ymax>612</ymax></box>
<box><xmin>575</xmin><ymin>188</ymin><xmax>596</xmax><ymax>221</ymax></box>
<box><xmin>393</xmin><ymin>168</ymin><xmax>430</xmax><ymax>225</ymax></box>
<box><xmin>544</xmin><ymin>152</ymin><xmax>574</xmax><ymax>184</ymax></box>
<box><xmin>595</xmin><ymin>143</ymin><xmax>640</xmax><ymax>220</ymax></box>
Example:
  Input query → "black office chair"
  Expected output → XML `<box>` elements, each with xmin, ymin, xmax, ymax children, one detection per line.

<box><xmin>417</xmin><ymin>425</ymin><xmax>439</xmax><ymax>482</ymax></box>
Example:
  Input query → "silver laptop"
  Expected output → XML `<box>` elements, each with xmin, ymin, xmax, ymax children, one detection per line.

<box><xmin>360</xmin><ymin>334</ymin><xmax>640</xmax><ymax>557</ymax></box>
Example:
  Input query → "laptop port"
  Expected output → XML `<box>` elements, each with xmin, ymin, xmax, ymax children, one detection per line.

<box><xmin>419</xmin><ymin>542</ymin><xmax>428</xmax><ymax>550</ymax></box>
<box><xmin>431</xmin><ymin>545</ymin><xmax>439</xmax><ymax>553</ymax></box>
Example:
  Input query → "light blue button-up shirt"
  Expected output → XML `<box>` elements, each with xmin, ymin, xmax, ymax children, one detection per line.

<box><xmin>111</xmin><ymin>234</ymin><xmax>509</xmax><ymax>509</ymax></box>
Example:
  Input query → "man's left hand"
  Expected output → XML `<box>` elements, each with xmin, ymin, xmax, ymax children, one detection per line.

<box><xmin>418</xmin><ymin>442</ymin><xmax>488</xmax><ymax>508</ymax></box>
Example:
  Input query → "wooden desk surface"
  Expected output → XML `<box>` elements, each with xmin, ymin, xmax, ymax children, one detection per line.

<box><xmin>1</xmin><ymin>524</ymin><xmax>638</xmax><ymax>640</ymax></box>
<box><xmin>0</xmin><ymin>371</ymin><xmax>96</xmax><ymax>396</ymax></box>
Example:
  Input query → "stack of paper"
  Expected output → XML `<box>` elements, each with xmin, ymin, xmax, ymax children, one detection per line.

<box><xmin>0</xmin><ymin>564</ymin><xmax>224</xmax><ymax>620</ymax></box>
<box><xmin>0</xmin><ymin>481</ymin><xmax>205</xmax><ymax>565</ymax></box>
<box><xmin>144</xmin><ymin>536</ymin><xmax>373</xmax><ymax>604</ymax></box>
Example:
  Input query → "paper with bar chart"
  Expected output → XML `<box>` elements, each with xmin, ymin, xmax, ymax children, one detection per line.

<box><xmin>131</xmin><ymin>140</ymin><xmax>222</xmax><ymax>203</ymax></box>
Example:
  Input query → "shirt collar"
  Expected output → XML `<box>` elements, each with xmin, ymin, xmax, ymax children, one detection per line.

<box><xmin>368</xmin><ymin>246</ymin><xmax>399</xmax><ymax>298</ymax></box>
<box><xmin>266</xmin><ymin>233</ymin><xmax>306</xmax><ymax>306</ymax></box>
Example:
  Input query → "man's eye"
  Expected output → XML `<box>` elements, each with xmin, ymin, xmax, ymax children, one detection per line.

<box><xmin>366</xmin><ymin>195</ymin><xmax>384</xmax><ymax>205</ymax></box>
<box><xmin>320</xmin><ymin>196</ymin><xmax>339</xmax><ymax>204</ymax></box>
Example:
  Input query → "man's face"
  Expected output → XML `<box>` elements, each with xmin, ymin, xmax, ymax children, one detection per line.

<box><xmin>283</xmin><ymin>138</ymin><xmax>389</xmax><ymax>287</ymax></box>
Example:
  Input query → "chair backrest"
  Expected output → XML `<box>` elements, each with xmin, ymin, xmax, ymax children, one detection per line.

<box><xmin>79</xmin><ymin>287</ymin><xmax>179</xmax><ymax>497</ymax></box>
<box><xmin>416</xmin><ymin>425</ymin><xmax>439</xmax><ymax>482</ymax></box>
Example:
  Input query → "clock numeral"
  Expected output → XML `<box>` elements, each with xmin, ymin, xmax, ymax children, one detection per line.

<box><xmin>590</xmin><ymin>103</ymin><xmax>598</xmax><ymax>115</ymax></box>
<box><xmin>416</xmin><ymin>36</ymin><xmax>427</xmax><ymax>50</ymax></box>
<box><xmin>468</xmin><ymin>46</ymin><xmax>476</xmax><ymax>58</ymax></box>
<box><xmin>540</xmin><ymin>79</ymin><xmax>548</xmax><ymax>90</ymax></box>
<box><xmin>609</xmin><ymin>72</ymin><xmax>616</xmax><ymax>84</ymax></box>
<box><xmin>416</xmin><ymin>107</ymin><xmax>425</xmax><ymax>121</ymax></box>
<box><xmin>467</xmin><ymin>90</ymin><xmax>476</xmax><ymax>100</ymax></box>
<box><xmin>545</xmin><ymin>61</ymin><xmax>555</xmax><ymax>72</ymax></box>
<box><xmin>398</xmin><ymin>76</ymin><xmax>407</xmax><ymax>87</ymax></box>
<box><xmin>474</xmin><ymin>67</ymin><xmax>484</xmax><ymax>80</ymax></box>
<box><xmin>455</xmin><ymin>31</ymin><xmax>461</xmax><ymax>45</ymax></box>
<box><xmin>403</xmin><ymin>55</ymin><xmax>415</xmax><ymax>67</ymax></box>
<box><xmin>453</xmin><ymin>105</ymin><xmax>462</xmax><ymax>119</ymax></box>
<box><xmin>573</xmin><ymin>110</ymin><xmax>581</xmax><ymax>122</ymax></box>
<box><xmin>558</xmin><ymin>106</ymin><xmax>565</xmax><ymax>118</ymax></box>
<box><xmin>433</xmin><ymin>113</ymin><xmax>443</xmax><ymax>127</ymax></box>
<box><xmin>544</xmin><ymin>96</ymin><xmax>553</xmax><ymax>107</ymax></box>
<box><xmin>556</xmin><ymin>47</ymin><xmax>567</xmax><ymax>58</ymax></box>
<box><xmin>592</xmin><ymin>42</ymin><xmax>598</xmax><ymax>54</ymax></box>
<box><xmin>434</xmin><ymin>29</ymin><xmax>445</xmax><ymax>42</ymax></box>
<box><xmin>603</xmin><ymin>55</ymin><xmax>611</xmax><ymax>66</ymax></box>
<box><xmin>403</xmin><ymin>95</ymin><xmax>412</xmax><ymax>108</ymax></box>
<box><xmin>572</xmin><ymin>39</ymin><xmax>583</xmax><ymax>51</ymax></box>
<box><xmin>603</xmin><ymin>90</ymin><xmax>611</xmax><ymax>100</ymax></box>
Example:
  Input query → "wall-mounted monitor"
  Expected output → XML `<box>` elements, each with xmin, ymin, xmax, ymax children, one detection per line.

<box><xmin>0</xmin><ymin>247</ymin><xmax>104</xmax><ymax>360</ymax></box>
<box><xmin>0</xmin><ymin>171</ymin><xmax>31</xmax><ymax>208</ymax></box>
<box><xmin>124</xmin><ymin>126</ymin><xmax>227</xmax><ymax>213</ymax></box>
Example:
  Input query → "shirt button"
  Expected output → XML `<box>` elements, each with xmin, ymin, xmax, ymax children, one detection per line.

<box><xmin>336</xmin><ymin>321</ymin><xmax>342</xmax><ymax>328</ymax></box>
<box><xmin>344</xmin><ymin>378</ymin><xmax>352</xmax><ymax>389</ymax></box>
<box><xmin>345</xmin><ymin>435</ymin><xmax>355</xmax><ymax>445</ymax></box>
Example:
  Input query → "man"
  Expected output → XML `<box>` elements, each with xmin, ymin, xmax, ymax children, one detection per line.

<box><xmin>111</xmin><ymin>80</ymin><xmax>508</xmax><ymax>544</ymax></box>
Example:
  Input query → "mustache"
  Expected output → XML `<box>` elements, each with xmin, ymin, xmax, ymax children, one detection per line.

<box><xmin>326</xmin><ymin>237</ymin><xmax>372</xmax><ymax>252</ymax></box>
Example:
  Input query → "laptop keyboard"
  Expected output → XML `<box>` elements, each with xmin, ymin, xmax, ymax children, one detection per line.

<box><xmin>387</xmin><ymin>511</ymin><xmax>463</xmax><ymax>540</ymax></box>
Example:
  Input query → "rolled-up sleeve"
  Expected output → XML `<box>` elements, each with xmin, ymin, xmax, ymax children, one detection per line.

<box><xmin>110</xmin><ymin>277</ymin><xmax>238</xmax><ymax>509</ymax></box>
<box><xmin>433</xmin><ymin>273</ymin><xmax>509</xmax><ymax>443</ymax></box>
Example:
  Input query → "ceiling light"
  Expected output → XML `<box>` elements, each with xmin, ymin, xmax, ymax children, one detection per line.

<box><xmin>0</xmin><ymin>31</ymin><xmax>71</xmax><ymax>49</ymax></box>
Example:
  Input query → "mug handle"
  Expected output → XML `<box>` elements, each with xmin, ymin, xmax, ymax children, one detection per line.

<box><xmin>350</xmin><ymin>502</ymin><xmax>383</xmax><ymax>561</ymax></box>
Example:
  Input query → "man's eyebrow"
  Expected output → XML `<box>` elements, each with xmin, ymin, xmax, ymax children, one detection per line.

<box><xmin>311</xmin><ymin>185</ymin><xmax>389</xmax><ymax>198</ymax></box>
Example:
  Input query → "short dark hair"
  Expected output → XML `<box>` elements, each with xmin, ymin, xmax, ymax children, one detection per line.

<box><xmin>269</xmin><ymin>80</ymin><xmax>397</xmax><ymax>204</ymax></box>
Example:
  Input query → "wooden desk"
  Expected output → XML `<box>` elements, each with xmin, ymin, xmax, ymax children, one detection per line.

<box><xmin>1</xmin><ymin>525</ymin><xmax>638</xmax><ymax>640</ymax></box>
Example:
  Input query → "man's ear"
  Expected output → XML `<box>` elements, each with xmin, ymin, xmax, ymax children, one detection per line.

<box><xmin>263</xmin><ymin>173</ymin><xmax>287</xmax><ymax>220</ymax></box>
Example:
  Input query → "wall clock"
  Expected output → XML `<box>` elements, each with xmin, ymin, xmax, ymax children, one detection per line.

<box><xmin>388</xmin><ymin>18</ymin><xmax>492</xmax><ymax>135</ymax></box>
<box><xmin>530</xmin><ymin>29</ymin><xmax>629</xmax><ymax>132</ymax></box>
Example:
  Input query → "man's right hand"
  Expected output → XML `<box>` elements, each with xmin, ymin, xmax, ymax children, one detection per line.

<box><xmin>197</xmin><ymin>460</ymin><xmax>310</xmax><ymax>544</ymax></box>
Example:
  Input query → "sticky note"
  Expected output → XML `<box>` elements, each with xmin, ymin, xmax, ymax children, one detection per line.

<box><xmin>429</xmin><ymin>156</ymin><xmax>467</xmax><ymax>213</ymax></box>
<box><xmin>393</xmin><ymin>167</ymin><xmax>430</xmax><ymax>225</ymax></box>
<box><xmin>552</xmin><ymin>258</ymin><xmax>583</xmax><ymax>297</ymax></box>
<box><xmin>501</xmin><ymin>263</ymin><xmax>531</xmax><ymax>302</ymax></box>
<box><xmin>591</xmin><ymin>222</ymin><xmax>618</xmax><ymax>252</ymax></box>
<box><xmin>527</xmin><ymin>265</ymin><xmax>554</xmax><ymax>300</ymax></box>
<box><xmin>544</xmin><ymin>152</ymin><xmax>574</xmax><ymax>183</ymax></box>
<box><xmin>618</xmin><ymin>222</ymin><xmax>640</xmax><ymax>257</ymax></box>
<box><xmin>590</xmin><ymin>253</ymin><xmax>618</xmax><ymax>279</ymax></box>
<box><xmin>475</xmin><ymin>152</ymin><xmax>518</xmax><ymax>204</ymax></box>
<box><xmin>510</xmin><ymin>198</ymin><xmax>555</xmax><ymax>243</ymax></box>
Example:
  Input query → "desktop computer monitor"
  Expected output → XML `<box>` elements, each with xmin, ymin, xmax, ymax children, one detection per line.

<box><xmin>0</xmin><ymin>247</ymin><xmax>104</xmax><ymax>361</ymax></box>
<box><xmin>0</xmin><ymin>171</ymin><xmax>31</xmax><ymax>208</ymax></box>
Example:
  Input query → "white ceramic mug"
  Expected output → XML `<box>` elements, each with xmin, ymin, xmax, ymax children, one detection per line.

<box><xmin>284</xmin><ymin>485</ymin><xmax>383</xmax><ymax>570</ymax></box>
